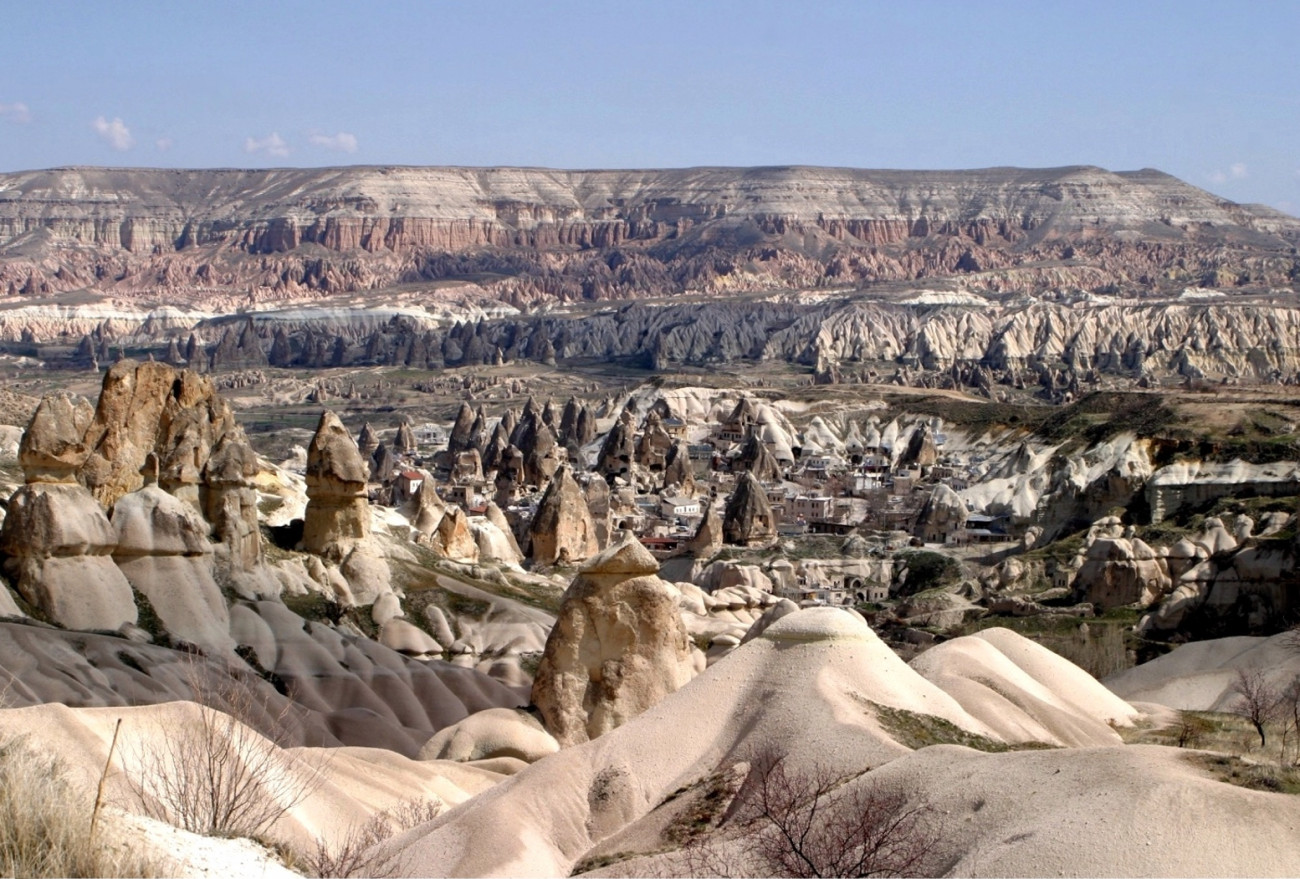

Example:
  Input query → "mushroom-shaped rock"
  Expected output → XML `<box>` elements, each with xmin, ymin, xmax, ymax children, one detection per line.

<box><xmin>722</xmin><ymin>472</ymin><xmax>776</xmax><ymax>547</ymax></box>
<box><xmin>394</xmin><ymin>422</ymin><xmax>418</xmax><ymax>455</ymax></box>
<box><xmin>528</xmin><ymin>466</ymin><xmax>599</xmax><ymax>565</ymax></box>
<box><xmin>202</xmin><ymin>432</ymin><xmax>264</xmax><ymax>574</ymax></box>
<box><xmin>530</xmin><ymin>535</ymin><xmax>696</xmax><ymax>746</ymax></box>
<box><xmin>356</xmin><ymin>422</ymin><xmax>380</xmax><ymax>457</ymax></box>
<box><xmin>111</xmin><ymin>484</ymin><xmax>234</xmax><ymax>655</ymax></box>
<box><xmin>19</xmin><ymin>393</ymin><xmax>95</xmax><ymax>482</ymax></box>
<box><xmin>0</xmin><ymin>482</ymin><xmax>137</xmax><ymax>631</ymax></box>
<box><xmin>302</xmin><ymin>410</ymin><xmax>371</xmax><ymax>558</ymax></box>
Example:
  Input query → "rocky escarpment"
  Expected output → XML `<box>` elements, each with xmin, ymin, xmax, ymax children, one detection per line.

<box><xmin>40</xmin><ymin>295</ymin><xmax>1300</xmax><ymax>399</ymax></box>
<box><xmin>1</xmin><ymin>164</ymin><xmax>1296</xmax><ymax>307</ymax></box>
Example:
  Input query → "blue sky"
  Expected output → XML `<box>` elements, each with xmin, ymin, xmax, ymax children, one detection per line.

<box><xmin>1</xmin><ymin>0</ymin><xmax>1296</xmax><ymax>212</ymax></box>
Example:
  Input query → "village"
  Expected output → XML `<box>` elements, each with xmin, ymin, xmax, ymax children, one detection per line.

<box><xmin>328</xmin><ymin>390</ymin><xmax>1016</xmax><ymax>612</ymax></box>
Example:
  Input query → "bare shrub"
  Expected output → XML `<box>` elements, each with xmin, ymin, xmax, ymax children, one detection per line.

<box><xmin>124</xmin><ymin>660</ymin><xmax>326</xmax><ymax>838</ymax></box>
<box><xmin>682</xmin><ymin>751</ymin><xmax>942</xmax><ymax>878</ymax></box>
<box><xmin>303</xmin><ymin>797</ymin><xmax>444</xmax><ymax>878</ymax></box>
<box><xmin>1229</xmin><ymin>667</ymin><xmax>1280</xmax><ymax>749</ymax></box>
<box><xmin>0</xmin><ymin>735</ymin><xmax>165</xmax><ymax>877</ymax></box>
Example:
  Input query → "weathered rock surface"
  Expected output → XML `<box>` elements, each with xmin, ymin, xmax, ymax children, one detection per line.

<box><xmin>302</xmin><ymin>410</ymin><xmax>371</xmax><ymax>558</ymax></box>
<box><xmin>528</xmin><ymin>466</ymin><xmax>599</xmax><ymax>565</ymax></box>
<box><xmin>0</xmin><ymin>482</ymin><xmax>137</xmax><ymax>631</ymax></box>
<box><xmin>530</xmin><ymin>536</ymin><xmax>696</xmax><ymax>746</ymax></box>
<box><xmin>722</xmin><ymin>472</ymin><xmax>777</xmax><ymax>546</ymax></box>
<box><xmin>2</xmin><ymin>165</ymin><xmax>1294</xmax><ymax>310</ymax></box>
<box><xmin>111</xmin><ymin>483</ymin><xmax>234</xmax><ymax>655</ymax></box>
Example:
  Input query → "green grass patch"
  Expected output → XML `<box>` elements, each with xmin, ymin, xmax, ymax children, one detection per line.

<box><xmin>862</xmin><ymin>698</ymin><xmax>1054</xmax><ymax>753</ymax></box>
<box><xmin>1191</xmin><ymin>753</ymin><xmax>1300</xmax><ymax>795</ymax></box>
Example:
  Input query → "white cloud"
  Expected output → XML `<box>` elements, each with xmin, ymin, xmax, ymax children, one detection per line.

<box><xmin>1209</xmin><ymin>162</ymin><xmax>1248</xmax><ymax>185</ymax></box>
<box><xmin>92</xmin><ymin>115</ymin><xmax>134</xmax><ymax>151</ymax></box>
<box><xmin>309</xmin><ymin>131</ymin><xmax>358</xmax><ymax>153</ymax></box>
<box><xmin>245</xmin><ymin>132</ymin><xmax>290</xmax><ymax>158</ymax></box>
<box><xmin>0</xmin><ymin>102</ymin><xmax>30</xmax><ymax>123</ymax></box>
<box><xmin>156</xmin><ymin>137</ymin><xmax>173</xmax><ymax>151</ymax></box>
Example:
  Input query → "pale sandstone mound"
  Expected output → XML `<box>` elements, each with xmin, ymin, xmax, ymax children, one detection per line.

<box><xmin>528</xmin><ymin>465</ymin><xmax>598</xmax><ymax>565</ymax></box>
<box><xmin>621</xmin><ymin>743</ymin><xmax>1300</xmax><ymax>879</ymax></box>
<box><xmin>111</xmin><ymin>482</ymin><xmax>234</xmax><ymax>655</ymax></box>
<box><xmin>1105</xmin><ymin>632</ymin><xmax>1300</xmax><ymax>711</ymax></box>
<box><xmin>230</xmin><ymin>601</ymin><xmax>518</xmax><ymax>755</ymax></box>
<box><xmin>417</xmin><ymin>707</ymin><xmax>559</xmax><ymax>764</ymax></box>
<box><xmin>910</xmin><ymin>628</ymin><xmax>1138</xmax><ymax>747</ymax></box>
<box><xmin>0</xmin><ymin>701</ymin><xmax>511</xmax><ymax>855</ymax></box>
<box><xmin>394</xmin><ymin>608</ymin><xmax>997</xmax><ymax>877</ymax></box>
<box><xmin>530</xmin><ymin>535</ymin><xmax>696</xmax><ymax>746</ymax></box>
<box><xmin>302</xmin><ymin>410</ymin><xmax>371</xmax><ymax>558</ymax></box>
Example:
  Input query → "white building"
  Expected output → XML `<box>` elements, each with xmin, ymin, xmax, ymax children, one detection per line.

<box><xmin>660</xmin><ymin>496</ymin><xmax>701</xmax><ymax>519</ymax></box>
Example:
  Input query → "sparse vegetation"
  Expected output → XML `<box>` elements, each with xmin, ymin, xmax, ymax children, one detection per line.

<box><xmin>0</xmin><ymin>735</ymin><xmax>166</xmax><ymax>877</ymax></box>
<box><xmin>865</xmin><ymin>699</ymin><xmax>1055</xmax><ymax>753</ymax></box>
<box><xmin>680</xmin><ymin>750</ymin><xmax>945</xmax><ymax>878</ymax></box>
<box><xmin>302</xmin><ymin>797</ymin><xmax>443</xmax><ymax>878</ymax></box>
<box><xmin>123</xmin><ymin>662</ymin><xmax>327</xmax><ymax>839</ymax></box>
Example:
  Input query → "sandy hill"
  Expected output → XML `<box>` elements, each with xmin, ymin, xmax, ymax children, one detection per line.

<box><xmin>384</xmin><ymin>611</ymin><xmax>1171</xmax><ymax>877</ymax></box>
<box><xmin>1105</xmin><ymin>631</ymin><xmax>1300</xmax><ymax>711</ymax></box>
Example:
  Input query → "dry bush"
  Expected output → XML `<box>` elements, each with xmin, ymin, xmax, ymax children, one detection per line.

<box><xmin>0</xmin><ymin>735</ymin><xmax>165</xmax><ymax>877</ymax></box>
<box><xmin>683</xmin><ymin>751</ymin><xmax>942</xmax><ymax>878</ymax></box>
<box><xmin>123</xmin><ymin>660</ymin><xmax>327</xmax><ymax>839</ymax></box>
<box><xmin>303</xmin><ymin>797</ymin><xmax>444</xmax><ymax>878</ymax></box>
<box><xmin>1229</xmin><ymin>667</ymin><xmax>1280</xmax><ymax>749</ymax></box>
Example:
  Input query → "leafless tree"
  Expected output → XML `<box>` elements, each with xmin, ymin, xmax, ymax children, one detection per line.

<box><xmin>1230</xmin><ymin>667</ymin><xmax>1279</xmax><ymax>750</ymax></box>
<box><xmin>682</xmin><ymin>751</ymin><xmax>942</xmax><ymax>878</ymax></box>
<box><xmin>123</xmin><ymin>660</ymin><xmax>327</xmax><ymax>839</ymax></box>
<box><xmin>303</xmin><ymin>797</ymin><xmax>443</xmax><ymax>878</ymax></box>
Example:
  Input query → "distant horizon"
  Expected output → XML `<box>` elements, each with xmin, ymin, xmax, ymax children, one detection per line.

<box><xmin>3</xmin><ymin>2</ymin><xmax>1295</xmax><ymax>212</ymax></box>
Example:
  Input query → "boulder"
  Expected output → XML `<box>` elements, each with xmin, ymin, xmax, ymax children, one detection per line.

<box><xmin>18</xmin><ymin>393</ymin><xmax>95</xmax><ymax>482</ymax></box>
<box><xmin>340</xmin><ymin>543</ymin><xmax>394</xmax><ymax>606</ymax></box>
<box><xmin>530</xmin><ymin>535</ymin><xmax>696</xmax><ymax>746</ymax></box>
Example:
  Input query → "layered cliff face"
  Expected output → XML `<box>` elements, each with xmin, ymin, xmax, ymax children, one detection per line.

<box><xmin>1</xmin><ymin>164</ymin><xmax>1296</xmax><ymax>305</ymax></box>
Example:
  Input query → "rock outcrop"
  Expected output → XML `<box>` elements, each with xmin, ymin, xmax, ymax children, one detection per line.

<box><xmin>111</xmin><ymin>479</ymin><xmax>234</xmax><ymax>655</ymax></box>
<box><xmin>1</xmin><ymin>394</ymin><xmax>138</xmax><ymax>631</ymax></box>
<box><xmin>528</xmin><ymin>466</ymin><xmax>599</xmax><ymax>565</ymax></box>
<box><xmin>302</xmin><ymin>410</ymin><xmax>371</xmax><ymax>558</ymax></box>
<box><xmin>722</xmin><ymin>472</ymin><xmax>777</xmax><ymax>546</ymax></box>
<box><xmin>530</xmin><ymin>536</ymin><xmax>696</xmax><ymax>746</ymax></box>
